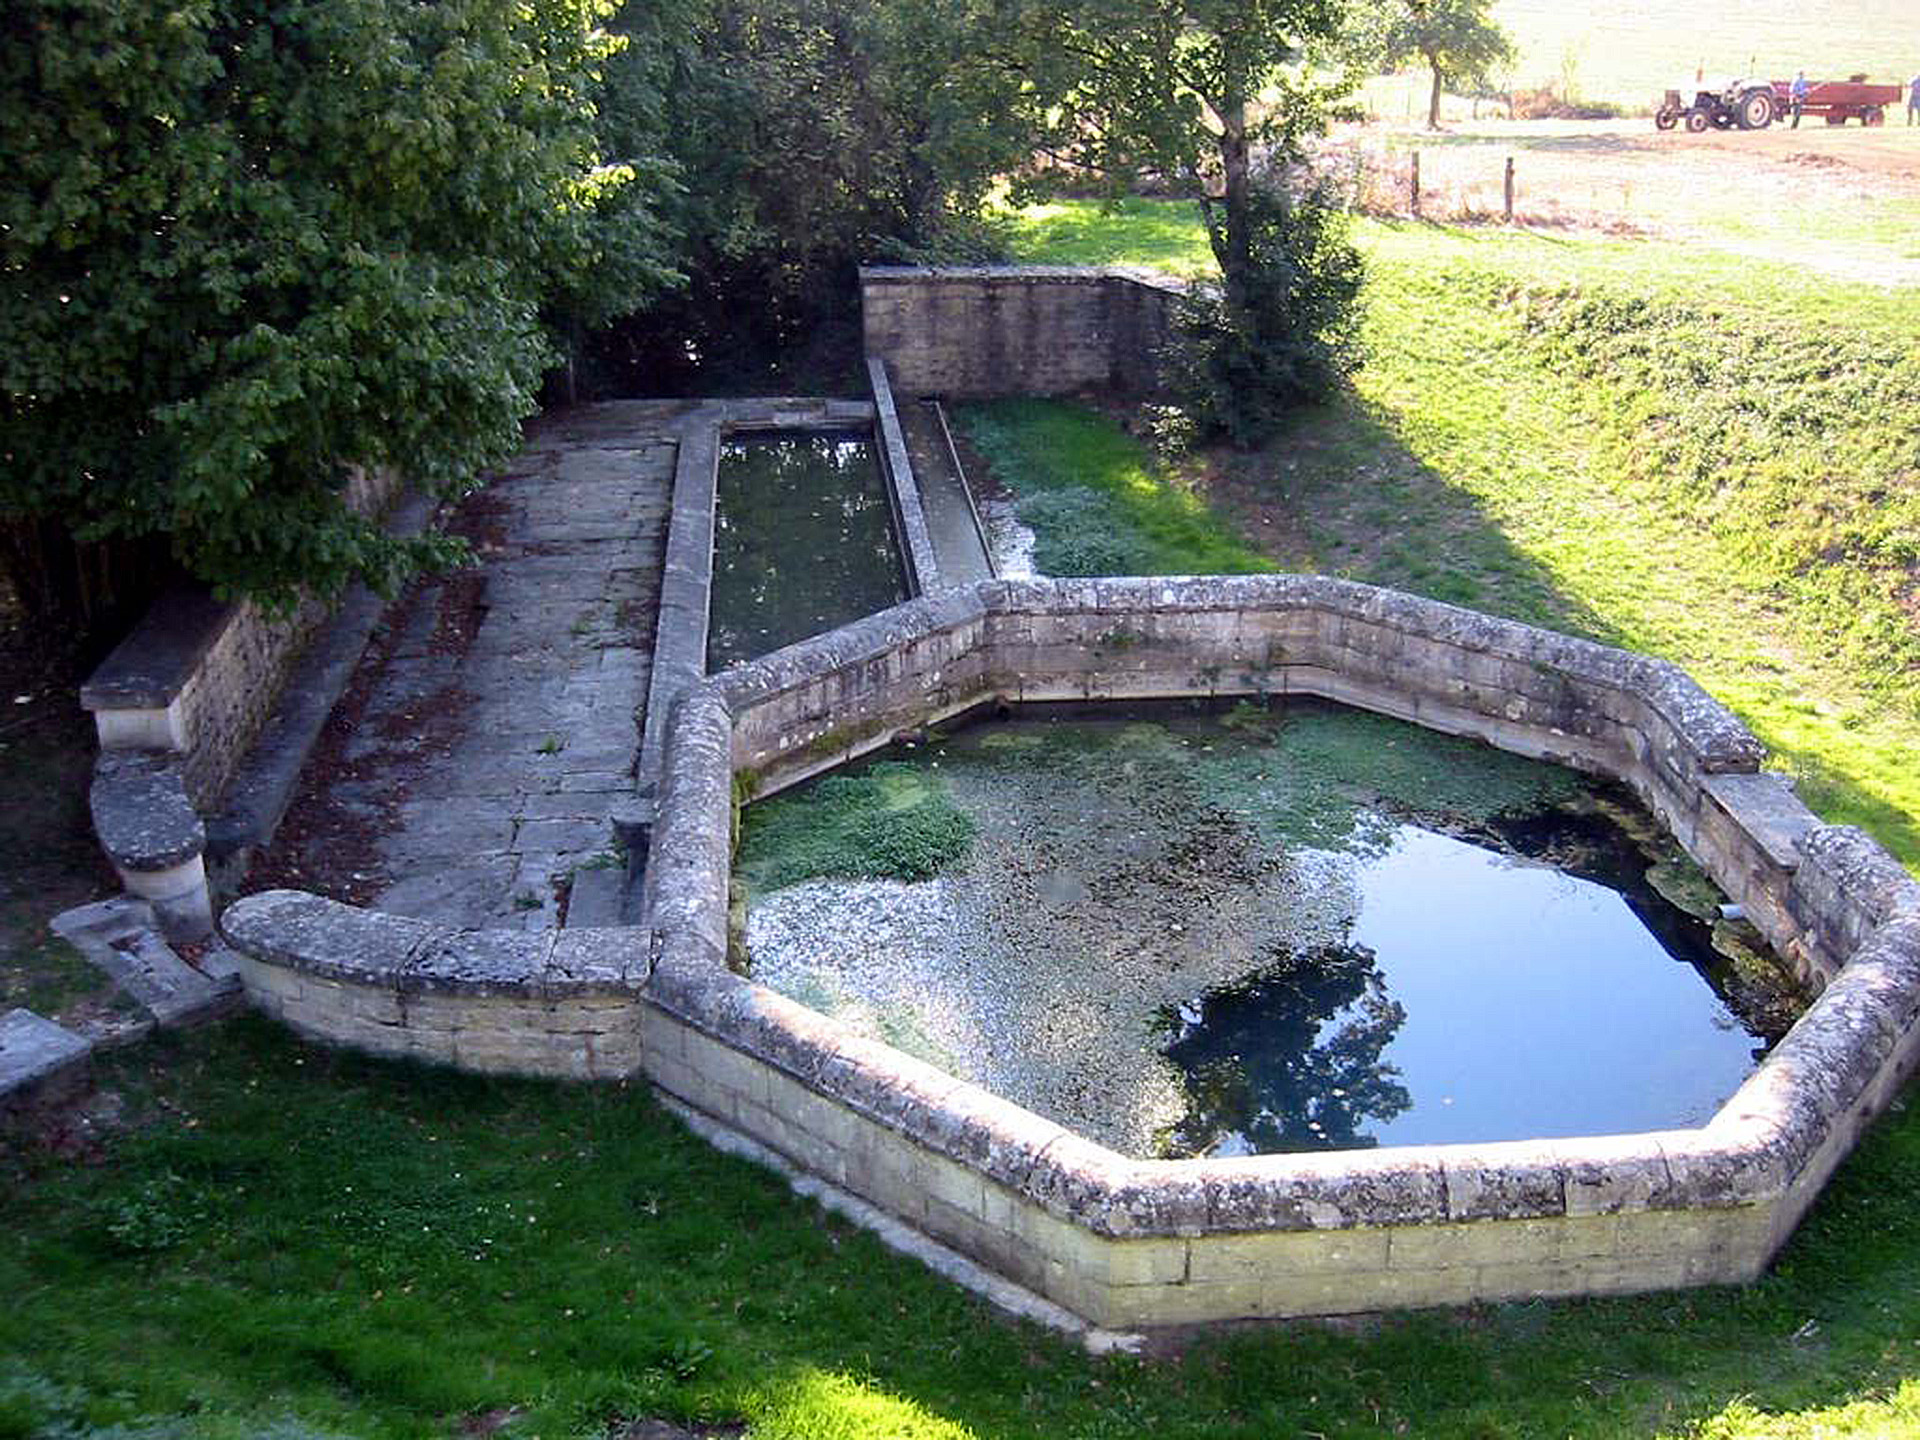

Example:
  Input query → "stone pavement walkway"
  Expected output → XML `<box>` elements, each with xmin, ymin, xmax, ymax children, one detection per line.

<box><xmin>252</xmin><ymin>402</ymin><xmax>689</xmax><ymax>930</ymax></box>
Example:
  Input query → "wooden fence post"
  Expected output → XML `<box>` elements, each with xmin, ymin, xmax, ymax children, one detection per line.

<box><xmin>1504</xmin><ymin>155</ymin><xmax>1515</xmax><ymax>222</ymax></box>
<box><xmin>1411</xmin><ymin>150</ymin><xmax>1421</xmax><ymax>218</ymax></box>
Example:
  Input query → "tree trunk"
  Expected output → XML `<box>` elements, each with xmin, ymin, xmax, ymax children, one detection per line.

<box><xmin>1427</xmin><ymin>58</ymin><xmax>1444</xmax><ymax>129</ymax></box>
<box><xmin>0</xmin><ymin>516</ymin><xmax>173</xmax><ymax>657</ymax></box>
<box><xmin>1215</xmin><ymin>94</ymin><xmax>1253</xmax><ymax>310</ymax></box>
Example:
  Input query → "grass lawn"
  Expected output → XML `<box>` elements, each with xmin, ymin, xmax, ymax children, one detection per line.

<box><xmin>9</xmin><ymin>1018</ymin><xmax>1920</xmax><ymax>1439</ymax></box>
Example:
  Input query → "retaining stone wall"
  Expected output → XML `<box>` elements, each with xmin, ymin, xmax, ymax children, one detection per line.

<box><xmin>859</xmin><ymin>266</ymin><xmax>1185</xmax><ymax>399</ymax></box>
<box><xmin>82</xmin><ymin>466</ymin><xmax>403</xmax><ymax>809</ymax></box>
<box><xmin>221</xmin><ymin>576</ymin><xmax>1920</xmax><ymax>1331</ymax></box>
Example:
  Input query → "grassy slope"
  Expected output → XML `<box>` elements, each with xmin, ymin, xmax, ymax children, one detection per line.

<box><xmin>1003</xmin><ymin>200</ymin><xmax>1920</xmax><ymax>868</ymax></box>
<box><xmin>9</xmin><ymin>1019</ymin><xmax>1920</xmax><ymax>1440</ymax></box>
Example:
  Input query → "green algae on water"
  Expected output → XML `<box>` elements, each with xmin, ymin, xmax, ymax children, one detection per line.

<box><xmin>735</xmin><ymin>762</ymin><xmax>975</xmax><ymax>896</ymax></box>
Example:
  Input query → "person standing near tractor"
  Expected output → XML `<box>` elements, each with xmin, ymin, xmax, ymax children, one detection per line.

<box><xmin>1908</xmin><ymin>72</ymin><xmax>1920</xmax><ymax>125</ymax></box>
<box><xmin>1790</xmin><ymin>70</ymin><xmax>1811</xmax><ymax>127</ymax></box>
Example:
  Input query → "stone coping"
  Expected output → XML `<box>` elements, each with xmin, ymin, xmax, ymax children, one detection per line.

<box><xmin>858</xmin><ymin>263</ymin><xmax>1190</xmax><ymax>294</ymax></box>
<box><xmin>90</xmin><ymin>751</ymin><xmax>204</xmax><ymax>872</ymax></box>
<box><xmin>81</xmin><ymin>587</ymin><xmax>233</xmax><ymax>711</ymax></box>
<box><xmin>710</xmin><ymin>575</ymin><xmax>1764</xmax><ymax>773</ymax></box>
<box><xmin>222</xmin><ymin>889</ymin><xmax>646</xmax><ymax>997</ymax></box>
<box><xmin>639</xmin><ymin>924</ymin><xmax>1912</xmax><ymax>1235</ymax></box>
<box><xmin>867</xmin><ymin>356</ymin><xmax>941</xmax><ymax>592</ymax></box>
<box><xmin>220</xmin><ymin>575</ymin><xmax>1920</xmax><ymax>1320</ymax></box>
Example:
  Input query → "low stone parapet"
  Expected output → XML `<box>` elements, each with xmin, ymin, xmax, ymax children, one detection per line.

<box><xmin>636</xmin><ymin>575</ymin><xmax>1920</xmax><ymax>1326</ymax></box>
<box><xmin>223</xmin><ymin>575</ymin><xmax>1920</xmax><ymax>1330</ymax></box>
<box><xmin>89</xmin><ymin>751</ymin><xmax>213</xmax><ymax>942</ymax></box>
<box><xmin>77</xmin><ymin>467</ymin><xmax>408</xmax><ymax>928</ymax></box>
<box><xmin>221</xmin><ymin>890</ymin><xmax>651</xmax><ymax>1080</ymax></box>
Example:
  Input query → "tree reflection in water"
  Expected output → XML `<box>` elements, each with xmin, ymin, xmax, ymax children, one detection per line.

<box><xmin>707</xmin><ymin>433</ymin><xmax>906</xmax><ymax>671</ymax></box>
<box><xmin>1160</xmin><ymin>943</ymin><xmax>1411</xmax><ymax>1155</ymax></box>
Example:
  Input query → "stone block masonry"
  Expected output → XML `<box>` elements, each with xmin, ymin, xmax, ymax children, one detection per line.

<box><xmin>82</xmin><ymin>465</ymin><xmax>403</xmax><ymax>811</ymax></box>
<box><xmin>77</xmin><ymin>467</ymin><xmax>406</xmax><ymax>940</ymax></box>
<box><xmin>219</xmin><ymin>575</ymin><xmax>1920</xmax><ymax>1332</ymax></box>
<box><xmin>860</xmin><ymin>266</ymin><xmax>1186</xmax><ymax>399</ymax></box>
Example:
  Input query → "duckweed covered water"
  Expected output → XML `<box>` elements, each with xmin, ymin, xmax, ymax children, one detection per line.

<box><xmin>737</xmin><ymin>700</ymin><xmax>1798</xmax><ymax>1158</ymax></box>
<box><xmin>707</xmin><ymin>433</ymin><xmax>907</xmax><ymax>671</ymax></box>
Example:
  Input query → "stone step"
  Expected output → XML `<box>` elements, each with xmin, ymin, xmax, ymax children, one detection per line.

<box><xmin>51</xmin><ymin>895</ymin><xmax>241</xmax><ymax>1028</ymax></box>
<box><xmin>0</xmin><ymin>1008</ymin><xmax>92</xmax><ymax>1116</ymax></box>
<box><xmin>565</xmin><ymin>863</ymin><xmax>626</xmax><ymax>928</ymax></box>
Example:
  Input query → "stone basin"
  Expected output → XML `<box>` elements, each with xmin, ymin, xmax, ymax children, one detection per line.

<box><xmin>224</xmin><ymin>574</ymin><xmax>1920</xmax><ymax>1335</ymax></box>
<box><xmin>735</xmin><ymin>699</ymin><xmax>1798</xmax><ymax>1162</ymax></box>
<box><xmin>639</xmin><ymin>574</ymin><xmax>1920</xmax><ymax>1330</ymax></box>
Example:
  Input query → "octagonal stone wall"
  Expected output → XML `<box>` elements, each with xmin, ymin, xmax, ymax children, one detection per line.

<box><xmin>223</xmin><ymin>576</ymin><xmax>1920</xmax><ymax>1332</ymax></box>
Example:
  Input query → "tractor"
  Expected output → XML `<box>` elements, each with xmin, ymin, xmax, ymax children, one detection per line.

<box><xmin>1655</xmin><ymin>78</ymin><xmax>1779</xmax><ymax>132</ymax></box>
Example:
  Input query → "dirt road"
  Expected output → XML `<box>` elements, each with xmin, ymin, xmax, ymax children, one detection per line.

<box><xmin>1339</xmin><ymin>117</ymin><xmax>1920</xmax><ymax>285</ymax></box>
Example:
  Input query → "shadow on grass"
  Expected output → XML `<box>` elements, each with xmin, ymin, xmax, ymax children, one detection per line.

<box><xmin>1206</xmin><ymin>392</ymin><xmax>1620</xmax><ymax>645</ymax></box>
<box><xmin>1779</xmin><ymin>751</ymin><xmax>1920</xmax><ymax>866</ymax></box>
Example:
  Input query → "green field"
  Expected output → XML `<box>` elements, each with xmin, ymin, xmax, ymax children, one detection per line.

<box><xmin>1351</xmin><ymin>0</ymin><xmax>1918</xmax><ymax>114</ymax></box>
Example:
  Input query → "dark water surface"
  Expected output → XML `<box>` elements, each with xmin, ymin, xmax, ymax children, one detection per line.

<box><xmin>1162</xmin><ymin>815</ymin><xmax>1769</xmax><ymax>1155</ymax></box>
<box><xmin>740</xmin><ymin>700</ymin><xmax>1798</xmax><ymax>1157</ymax></box>
<box><xmin>706</xmin><ymin>432</ymin><xmax>907</xmax><ymax>672</ymax></box>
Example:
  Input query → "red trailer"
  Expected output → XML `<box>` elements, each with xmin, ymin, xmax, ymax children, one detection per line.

<box><xmin>1771</xmin><ymin>78</ymin><xmax>1903</xmax><ymax>126</ymax></box>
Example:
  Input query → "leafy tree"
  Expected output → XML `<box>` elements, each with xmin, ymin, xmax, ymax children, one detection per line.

<box><xmin>583</xmin><ymin>0</ymin><xmax>1055</xmax><ymax>394</ymax></box>
<box><xmin>1041</xmin><ymin>0</ymin><xmax>1348</xmax><ymax>304</ymax></box>
<box><xmin>1358</xmin><ymin>0</ymin><xmax>1515</xmax><ymax>129</ymax></box>
<box><xmin>1030</xmin><ymin>0</ymin><xmax>1364</xmax><ymax>444</ymax></box>
<box><xmin>1</xmin><ymin>0</ymin><xmax>677</xmax><ymax>627</ymax></box>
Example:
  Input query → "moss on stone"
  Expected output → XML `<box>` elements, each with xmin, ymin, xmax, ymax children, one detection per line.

<box><xmin>1646</xmin><ymin>855</ymin><xmax>1726</xmax><ymax>922</ymax></box>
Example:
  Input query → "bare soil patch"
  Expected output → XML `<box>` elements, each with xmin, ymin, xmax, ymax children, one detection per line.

<box><xmin>1335</xmin><ymin>116</ymin><xmax>1920</xmax><ymax>282</ymax></box>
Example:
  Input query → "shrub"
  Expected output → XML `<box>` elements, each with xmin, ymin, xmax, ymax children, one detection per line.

<box><xmin>1157</xmin><ymin>185</ymin><xmax>1366</xmax><ymax>448</ymax></box>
